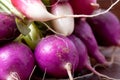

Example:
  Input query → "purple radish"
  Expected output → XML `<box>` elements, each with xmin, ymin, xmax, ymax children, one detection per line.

<box><xmin>69</xmin><ymin>0</ymin><xmax>99</xmax><ymax>15</ymax></box>
<box><xmin>68</xmin><ymin>35</ymin><xmax>91</xmax><ymax>70</ymax></box>
<box><xmin>0</xmin><ymin>42</ymin><xmax>35</xmax><ymax>80</ymax></box>
<box><xmin>68</xmin><ymin>34</ymin><xmax>118</xmax><ymax>80</ymax></box>
<box><xmin>74</xmin><ymin>18</ymin><xmax>108</xmax><ymax>65</ymax></box>
<box><xmin>0</xmin><ymin>12</ymin><xmax>20</xmax><ymax>44</ymax></box>
<box><xmin>35</xmin><ymin>35</ymin><xmax>79</xmax><ymax>80</ymax></box>
<box><xmin>51</xmin><ymin>2</ymin><xmax>74</xmax><ymax>36</ymax></box>
<box><xmin>87</xmin><ymin>10</ymin><xmax>120</xmax><ymax>46</ymax></box>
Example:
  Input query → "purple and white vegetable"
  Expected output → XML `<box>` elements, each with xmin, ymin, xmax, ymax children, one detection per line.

<box><xmin>74</xmin><ymin>18</ymin><xmax>108</xmax><ymax>65</ymax></box>
<box><xmin>0</xmin><ymin>42</ymin><xmax>35</xmax><ymax>80</ymax></box>
<box><xmin>68</xmin><ymin>35</ymin><xmax>91</xmax><ymax>71</ymax></box>
<box><xmin>68</xmin><ymin>35</ymin><xmax>115</xmax><ymax>79</ymax></box>
<box><xmin>51</xmin><ymin>2</ymin><xmax>74</xmax><ymax>36</ymax></box>
<box><xmin>0</xmin><ymin>12</ymin><xmax>20</xmax><ymax>44</ymax></box>
<box><xmin>11</xmin><ymin>0</ymin><xmax>57</xmax><ymax>22</ymax></box>
<box><xmin>35</xmin><ymin>35</ymin><xmax>79</xmax><ymax>80</ymax></box>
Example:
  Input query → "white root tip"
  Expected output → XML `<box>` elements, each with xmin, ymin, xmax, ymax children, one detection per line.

<box><xmin>90</xmin><ymin>3</ymin><xmax>100</xmax><ymax>10</ymax></box>
<box><xmin>86</xmin><ymin>65</ymin><xmax>119</xmax><ymax>80</ymax></box>
<box><xmin>7</xmin><ymin>72</ymin><xmax>21</xmax><ymax>80</ymax></box>
<box><xmin>64</xmin><ymin>63</ymin><xmax>74</xmax><ymax>80</ymax></box>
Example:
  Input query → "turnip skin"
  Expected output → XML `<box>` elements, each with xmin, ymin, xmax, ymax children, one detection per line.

<box><xmin>87</xmin><ymin>10</ymin><xmax>120</xmax><ymax>46</ymax></box>
<box><xmin>0</xmin><ymin>42</ymin><xmax>35</xmax><ymax>80</ymax></box>
<box><xmin>51</xmin><ymin>2</ymin><xmax>74</xmax><ymax>36</ymax></box>
<box><xmin>35</xmin><ymin>35</ymin><xmax>79</xmax><ymax>78</ymax></box>
<box><xmin>68</xmin><ymin>35</ymin><xmax>89</xmax><ymax>70</ymax></box>
<box><xmin>0</xmin><ymin>12</ymin><xmax>20</xmax><ymax>44</ymax></box>
<box><xmin>74</xmin><ymin>19</ymin><xmax>107</xmax><ymax>65</ymax></box>
<box><xmin>11</xmin><ymin>0</ymin><xmax>57</xmax><ymax>22</ymax></box>
<box><xmin>69</xmin><ymin>0</ymin><xmax>98</xmax><ymax>15</ymax></box>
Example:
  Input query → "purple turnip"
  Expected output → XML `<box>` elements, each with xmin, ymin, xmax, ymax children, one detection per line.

<box><xmin>74</xmin><ymin>18</ymin><xmax>108</xmax><ymax>65</ymax></box>
<box><xmin>0</xmin><ymin>12</ymin><xmax>20</xmax><ymax>44</ymax></box>
<box><xmin>0</xmin><ymin>42</ymin><xmax>35</xmax><ymax>80</ymax></box>
<box><xmin>87</xmin><ymin>10</ymin><xmax>120</xmax><ymax>46</ymax></box>
<box><xmin>68</xmin><ymin>34</ymin><xmax>116</xmax><ymax>80</ymax></box>
<box><xmin>35</xmin><ymin>35</ymin><xmax>79</xmax><ymax>80</ymax></box>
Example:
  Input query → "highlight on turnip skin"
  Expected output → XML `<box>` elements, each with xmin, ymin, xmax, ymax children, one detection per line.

<box><xmin>87</xmin><ymin>9</ymin><xmax>120</xmax><ymax>46</ymax></box>
<box><xmin>0</xmin><ymin>42</ymin><xmax>35</xmax><ymax>80</ymax></box>
<box><xmin>34</xmin><ymin>35</ymin><xmax>79</xmax><ymax>80</ymax></box>
<box><xmin>0</xmin><ymin>12</ymin><xmax>20</xmax><ymax>44</ymax></box>
<box><xmin>74</xmin><ymin>18</ymin><xmax>109</xmax><ymax>65</ymax></box>
<box><xmin>51</xmin><ymin>2</ymin><xmax>74</xmax><ymax>36</ymax></box>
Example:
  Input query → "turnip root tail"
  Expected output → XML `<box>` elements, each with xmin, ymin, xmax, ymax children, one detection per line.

<box><xmin>29</xmin><ymin>65</ymin><xmax>37</xmax><ymax>80</ymax></box>
<box><xmin>102</xmin><ymin>46</ymin><xmax>116</xmax><ymax>66</ymax></box>
<box><xmin>64</xmin><ymin>63</ymin><xmax>74</xmax><ymax>80</ymax></box>
<box><xmin>42</xmin><ymin>68</ymin><xmax>47</xmax><ymax>80</ymax></box>
<box><xmin>85</xmin><ymin>64</ymin><xmax>119</xmax><ymax>80</ymax></box>
<box><xmin>42</xmin><ymin>22</ymin><xmax>66</xmax><ymax>36</ymax></box>
<box><xmin>90</xmin><ymin>3</ymin><xmax>99</xmax><ymax>10</ymax></box>
<box><xmin>7</xmin><ymin>72</ymin><xmax>21</xmax><ymax>80</ymax></box>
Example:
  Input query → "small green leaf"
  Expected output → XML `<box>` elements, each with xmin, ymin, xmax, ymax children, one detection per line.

<box><xmin>15</xmin><ymin>18</ymin><xmax>31</xmax><ymax>35</ymax></box>
<box><xmin>22</xmin><ymin>23</ymin><xmax>43</xmax><ymax>50</ymax></box>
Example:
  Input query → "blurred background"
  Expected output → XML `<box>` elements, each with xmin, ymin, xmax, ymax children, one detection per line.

<box><xmin>98</xmin><ymin>0</ymin><xmax>120</xmax><ymax>19</ymax></box>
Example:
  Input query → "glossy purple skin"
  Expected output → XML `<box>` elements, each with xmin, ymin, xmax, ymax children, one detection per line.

<box><xmin>74</xmin><ymin>19</ymin><xmax>107</xmax><ymax>64</ymax></box>
<box><xmin>69</xmin><ymin>0</ymin><xmax>97</xmax><ymax>15</ymax></box>
<box><xmin>68</xmin><ymin>35</ymin><xmax>90</xmax><ymax>71</ymax></box>
<box><xmin>0</xmin><ymin>12</ymin><xmax>20</xmax><ymax>44</ymax></box>
<box><xmin>35</xmin><ymin>35</ymin><xmax>79</xmax><ymax>78</ymax></box>
<box><xmin>0</xmin><ymin>42</ymin><xmax>35</xmax><ymax>80</ymax></box>
<box><xmin>87</xmin><ymin>11</ymin><xmax>120</xmax><ymax>46</ymax></box>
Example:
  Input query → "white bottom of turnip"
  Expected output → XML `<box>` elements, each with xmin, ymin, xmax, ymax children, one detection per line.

<box><xmin>7</xmin><ymin>72</ymin><xmax>21</xmax><ymax>80</ymax></box>
<box><xmin>64</xmin><ymin>63</ymin><xmax>74</xmax><ymax>80</ymax></box>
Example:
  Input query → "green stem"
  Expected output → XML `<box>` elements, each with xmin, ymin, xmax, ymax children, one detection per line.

<box><xmin>0</xmin><ymin>2</ymin><xmax>11</xmax><ymax>14</ymax></box>
<box><xmin>23</xmin><ymin>23</ymin><xmax>43</xmax><ymax>50</ymax></box>
<box><xmin>0</xmin><ymin>0</ymin><xmax>24</xmax><ymax>19</ymax></box>
<box><xmin>14</xmin><ymin>34</ymin><xmax>24</xmax><ymax>43</ymax></box>
<box><xmin>15</xmin><ymin>22</ymin><xmax>43</xmax><ymax>50</ymax></box>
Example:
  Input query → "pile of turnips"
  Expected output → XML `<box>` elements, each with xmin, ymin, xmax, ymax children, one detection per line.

<box><xmin>0</xmin><ymin>0</ymin><xmax>120</xmax><ymax>80</ymax></box>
